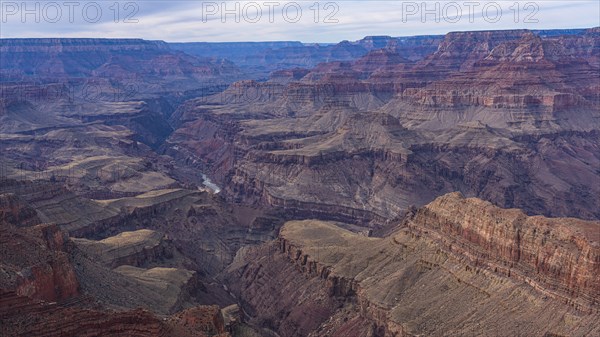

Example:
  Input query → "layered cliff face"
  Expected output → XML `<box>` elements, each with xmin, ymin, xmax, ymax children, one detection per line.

<box><xmin>419</xmin><ymin>30</ymin><xmax>533</xmax><ymax>70</ymax></box>
<box><xmin>227</xmin><ymin>193</ymin><xmax>600</xmax><ymax>336</ymax></box>
<box><xmin>398</xmin><ymin>30</ymin><xmax>600</xmax><ymax>131</ymax></box>
<box><xmin>0</xmin><ymin>202</ymin><xmax>79</xmax><ymax>302</ymax></box>
<box><xmin>408</xmin><ymin>192</ymin><xmax>599</xmax><ymax>307</ymax></box>
<box><xmin>73</xmin><ymin>229</ymin><xmax>174</xmax><ymax>268</ymax></box>
<box><xmin>167</xmin><ymin>28</ymin><xmax>600</xmax><ymax>222</ymax></box>
<box><xmin>0</xmin><ymin>38</ymin><xmax>239</xmax><ymax>83</ymax></box>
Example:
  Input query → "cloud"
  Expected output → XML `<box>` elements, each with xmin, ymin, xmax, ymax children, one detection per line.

<box><xmin>1</xmin><ymin>1</ymin><xmax>598</xmax><ymax>42</ymax></box>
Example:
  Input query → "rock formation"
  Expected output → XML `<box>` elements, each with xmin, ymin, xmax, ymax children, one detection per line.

<box><xmin>227</xmin><ymin>193</ymin><xmax>600</xmax><ymax>336</ymax></box>
<box><xmin>167</xmin><ymin>28</ymin><xmax>600</xmax><ymax>222</ymax></box>
<box><xmin>0</xmin><ymin>193</ymin><xmax>233</xmax><ymax>336</ymax></box>
<box><xmin>0</xmin><ymin>208</ymin><xmax>79</xmax><ymax>302</ymax></box>
<box><xmin>1</xmin><ymin>29</ymin><xmax>599</xmax><ymax>336</ymax></box>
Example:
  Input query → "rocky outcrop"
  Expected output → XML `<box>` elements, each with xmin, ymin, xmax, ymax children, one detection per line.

<box><xmin>225</xmin><ymin>241</ymin><xmax>344</xmax><ymax>336</ymax></box>
<box><xmin>227</xmin><ymin>195</ymin><xmax>600</xmax><ymax>336</ymax></box>
<box><xmin>170</xmin><ymin>305</ymin><xmax>229</xmax><ymax>336</ymax></box>
<box><xmin>407</xmin><ymin>192</ymin><xmax>600</xmax><ymax>309</ymax></box>
<box><xmin>0</xmin><ymin>290</ymin><xmax>166</xmax><ymax>337</ymax></box>
<box><xmin>420</xmin><ymin>30</ymin><xmax>533</xmax><ymax>70</ymax></box>
<box><xmin>0</xmin><ymin>205</ymin><xmax>79</xmax><ymax>302</ymax></box>
<box><xmin>73</xmin><ymin>229</ymin><xmax>174</xmax><ymax>268</ymax></box>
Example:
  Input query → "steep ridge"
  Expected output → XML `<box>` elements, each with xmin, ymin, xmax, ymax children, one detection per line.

<box><xmin>407</xmin><ymin>192</ymin><xmax>599</xmax><ymax>307</ymax></box>
<box><xmin>226</xmin><ymin>193</ymin><xmax>600</xmax><ymax>336</ymax></box>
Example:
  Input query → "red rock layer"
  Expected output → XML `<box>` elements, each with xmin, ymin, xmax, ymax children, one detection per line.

<box><xmin>0</xmin><ymin>218</ymin><xmax>79</xmax><ymax>302</ymax></box>
<box><xmin>407</xmin><ymin>192</ymin><xmax>600</xmax><ymax>309</ymax></box>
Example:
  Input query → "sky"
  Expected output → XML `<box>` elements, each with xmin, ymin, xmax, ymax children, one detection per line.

<box><xmin>1</xmin><ymin>1</ymin><xmax>599</xmax><ymax>42</ymax></box>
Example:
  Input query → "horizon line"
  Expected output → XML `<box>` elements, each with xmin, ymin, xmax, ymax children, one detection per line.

<box><xmin>0</xmin><ymin>26</ymin><xmax>597</xmax><ymax>44</ymax></box>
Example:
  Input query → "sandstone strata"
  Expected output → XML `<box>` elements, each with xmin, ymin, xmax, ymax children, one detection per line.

<box><xmin>227</xmin><ymin>193</ymin><xmax>600</xmax><ymax>336</ymax></box>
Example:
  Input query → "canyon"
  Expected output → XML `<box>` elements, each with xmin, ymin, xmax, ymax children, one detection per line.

<box><xmin>227</xmin><ymin>193</ymin><xmax>599</xmax><ymax>336</ymax></box>
<box><xmin>0</xmin><ymin>28</ymin><xmax>599</xmax><ymax>336</ymax></box>
<box><xmin>168</xmin><ymin>28</ymin><xmax>600</xmax><ymax>222</ymax></box>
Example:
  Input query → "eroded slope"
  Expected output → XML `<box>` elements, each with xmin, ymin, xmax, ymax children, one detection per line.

<box><xmin>227</xmin><ymin>193</ymin><xmax>600</xmax><ymax>336</ymax></box>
